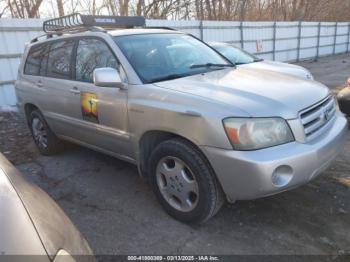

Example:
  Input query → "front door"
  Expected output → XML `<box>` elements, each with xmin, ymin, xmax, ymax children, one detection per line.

<box><xmin>72</xmin><ymin>37</ymin><xmax>131</xmax><ymax>158</ymax></box>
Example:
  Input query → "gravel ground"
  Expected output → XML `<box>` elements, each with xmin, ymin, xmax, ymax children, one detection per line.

<box><xmin>0</xmin><ymin>112</ymin><xmax>38</xmax><ymax>164</ymax></box>
<box><xmin>0</xmin><ymin>54</ymin><xmax>349</xmax><ymax>257</ymax></box>
<box><xmin>297</xmin><ymin>53</ymin><xmax>350</xmax><ymax>90</ymax></box>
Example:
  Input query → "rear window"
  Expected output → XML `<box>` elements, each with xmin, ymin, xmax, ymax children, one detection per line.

<box><xmin>24</xmin><ymin>39</ymin><xmax>74</xmax><ymax>79</ymax></box>
<box><xmin>24</xmin><ymin>44</ymin><xmax>49</xmax><ymax>76</ymax></box>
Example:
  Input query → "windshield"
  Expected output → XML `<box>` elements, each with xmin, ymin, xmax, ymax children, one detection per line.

<box><xmin>211</xmin><ymin>44</ymin><xmax>262</xmax><ymax>65</ymax></box>
<box><xmin>113</xmin><ymin>33</ymin><xmax>232</xmax><ymax>83</ymax></box>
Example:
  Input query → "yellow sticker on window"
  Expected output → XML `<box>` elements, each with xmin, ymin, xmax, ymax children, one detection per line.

<box><xmin>81</xmin><ymin>92</ymin><xmax>99</xmax><ymax>123</ymax></box>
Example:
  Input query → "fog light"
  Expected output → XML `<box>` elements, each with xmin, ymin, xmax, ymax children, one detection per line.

<box><xmin>271</xmin><ymin>165</ymin><xmax>293</xmax><ymax>187</ymax></box>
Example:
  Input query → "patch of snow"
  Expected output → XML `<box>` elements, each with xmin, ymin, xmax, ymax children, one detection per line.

<box><xmin>0</xmin><ymin>105</ymin><xmax>18</xmax><ymax>112</ymax></box>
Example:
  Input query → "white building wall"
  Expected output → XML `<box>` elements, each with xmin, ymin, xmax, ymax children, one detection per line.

<box><xmin>0</xmin><ymin>18</ymin><xmax>43</xmax><ymax>107</ymax></box>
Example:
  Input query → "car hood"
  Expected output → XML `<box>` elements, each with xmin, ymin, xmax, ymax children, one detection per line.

<box><xmin>240</xmin><ymin>60</ymin><xmax>312</xmax><ymax>79</ymax></box>
<box><xmin>0</xmin><ymin>167</ymin><xmax>48</xmax><ymax>256</ymax></box>
<box><xmin>154</xmin><ymin>67</ymin><xmax>329</xmax><ymax>119</ymax></box>
<box><xmin>0</xmin><ymin>153</ymin><xmax>94</xmax><ymax>259</ymax></box>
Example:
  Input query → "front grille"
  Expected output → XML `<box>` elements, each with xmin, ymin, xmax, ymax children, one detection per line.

<box><xmin>300</xmin><ymin>96</ymin><xmax>336</xmax><ymax>140</ymax></box>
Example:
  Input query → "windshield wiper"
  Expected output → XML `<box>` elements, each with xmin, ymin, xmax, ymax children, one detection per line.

<box><xmin>190</xmin><ymin>63</ymin><xmax>235</xmax><ymax>69</ymax></box>
<box><xmin>148</xmin><ymin>73</ymin><xmax>190</xmax><ymax>83</ymax></box>
<box><xmin>253</xmin><ymin>58</ymin><xmax>264</xmax><ymax>62</ymax></box>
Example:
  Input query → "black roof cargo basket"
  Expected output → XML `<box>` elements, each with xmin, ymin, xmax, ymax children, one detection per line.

<box><xmin>43</xmin><ymin>13</ymin><xmax>146</xmax><ymax>33</ymax></box>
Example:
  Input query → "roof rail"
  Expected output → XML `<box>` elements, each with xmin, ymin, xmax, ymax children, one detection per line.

<box><xmin>30</xmin><ymin>25</ymin><xmax>108</xmax><ymax>43</ymax></box>
<box><xmin>43</xmin><ymin>13</ymin><xmax>145</xmax><ymax>33</ymax></box>
<box><xmin>30</xmin><ymin>32</ymin><xmax>60</xmax><ymax>43</ymax></box>
<box><xmin>145</xmin><ymin>26</ymin><xmax>177</xmax><ymax>31</ymax></box>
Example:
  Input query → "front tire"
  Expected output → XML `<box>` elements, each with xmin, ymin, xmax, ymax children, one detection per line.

<box><xmin>29</xmin><ymin>110</ymin><xmax>64</xmax><ymax>155</ymax></box>
<box><xmin>148</xmin><ymin>138</ymin><xmax>224</xmax><ymax>224</ymax></box>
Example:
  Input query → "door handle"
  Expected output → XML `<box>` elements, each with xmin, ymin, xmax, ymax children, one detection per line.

<box><xmin>70</xmin><ymin>86</ymin><xmax>81</xmax><ymax>94</ymax></box>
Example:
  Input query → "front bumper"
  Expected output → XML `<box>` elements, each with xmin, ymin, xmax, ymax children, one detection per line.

<box><xmin>201</xmin><ymin>113</ymin><xmax>348</xmax><ymax>202</ymax></box>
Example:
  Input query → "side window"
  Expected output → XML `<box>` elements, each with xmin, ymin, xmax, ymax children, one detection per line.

<box><xmin>75</xmin><ymin>38</ymin><xmax>119</xmax><ymax>83</ymax></box>
<box><xmin>46</xmin><ymin>40</ymin><xmax>74</xmax><ymax>79</ymax></box>
<box><xmin>39</xmin><ymin>45</ymin><xmax>49</xmax><ymax>76</ymax></box>
<box><xmin>24</xmin><ymin>44</ymin><xmax>49</xmax><ymax>76</ymax></box>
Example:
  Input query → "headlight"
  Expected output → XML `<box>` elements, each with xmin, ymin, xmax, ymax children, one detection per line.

<box><xmin>223</xmin><ymin>117</ymin><xmax>294</xmax><ymax>150</ymax></box>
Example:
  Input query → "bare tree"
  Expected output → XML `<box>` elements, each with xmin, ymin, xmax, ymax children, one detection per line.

<box><xmin>2</xmin><ymin>0</ymin><xmax>350</xmax><ymax>21</ymax></box>
<box><xmin>119</xmin><ymin>0</ymin><xmax>129</xmax><ymax>16</ymax></box>
<box><xmin>5</xmin><ymin>0</ymin><xmax>44</xmax><ymax>17</ymax></box>
<box><xmin>56</xmin><ymin>0</ymin><xmax>64</xmax><ymax>16</ymax></box>
<box><xmin>0</xmin><ymin>0</ymin><xmax>9</xmax><ymax>17</ymax></box>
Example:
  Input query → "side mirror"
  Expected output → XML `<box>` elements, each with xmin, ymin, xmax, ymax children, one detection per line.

<box><xmin>93</xmin><ymin>67</ymin><xmax>123</xmax><ymax>88</ymax></box>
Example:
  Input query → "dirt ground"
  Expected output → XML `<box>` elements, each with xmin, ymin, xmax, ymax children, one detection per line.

<box><xmin>0</xmin><ymin>54</ymin><xmax>349</xmax><ymax>257</ymax></box>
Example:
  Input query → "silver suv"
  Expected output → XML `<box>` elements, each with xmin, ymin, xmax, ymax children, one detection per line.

<box><xmin>15</xmin><ymin>14</ymin><xmax>348</xmax><ymax>223</ymax></box>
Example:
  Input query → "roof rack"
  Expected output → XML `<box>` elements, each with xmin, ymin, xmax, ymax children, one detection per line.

<box><xmin>43</xmin><ymin>13</ymin><xmax>146</xmax><ymax>33</ymax></box>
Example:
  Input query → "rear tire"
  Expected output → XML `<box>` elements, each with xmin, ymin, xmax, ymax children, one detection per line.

<box><xmin>28</xmin><ymin>110</ymin><xmax>64</xmax><ymax>155</ymax></box>
<box><xmin>148</xmin><ymin>138</ymin><xmax>224</xmax><ymax>224</ymax></box>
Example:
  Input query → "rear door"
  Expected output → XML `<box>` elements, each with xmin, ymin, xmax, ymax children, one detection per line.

<box><xmin>42</xmin><ymin>39</ymin><xmax>83</xmax><ymax>138</ymax></box>
<box><xmin>71</xmin><ymin>37</ymin><xmax>131</xmax><ymax>157</ymax></box>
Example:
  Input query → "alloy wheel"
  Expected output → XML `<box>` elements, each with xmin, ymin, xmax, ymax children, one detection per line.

<box><xmin>31</xmin><ymin>117</ymin><xmax>48</xmax><ymax>148</ymax></box>
<box><xmin>156</xmin><ymin>156</ymin><xmax>199</xmax><ymax>212</ymax></box>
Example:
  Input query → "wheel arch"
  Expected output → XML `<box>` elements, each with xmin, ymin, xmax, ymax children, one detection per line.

<box><xmin>24</xmin><ymin>103</ymin><xmax>40</xmax><ymax>123</ymax></box>
<box><xmin>138</xmin><ymin>130</ymin><xmax>210</xmax><ymax>179</ymax></box>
